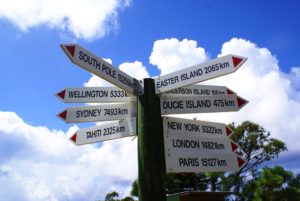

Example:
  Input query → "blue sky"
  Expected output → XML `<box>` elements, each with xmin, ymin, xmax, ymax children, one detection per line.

<box><xmin>1</xmin><ymin>0</ymin><xmax>300</xmax><ymax>200</ymax></box>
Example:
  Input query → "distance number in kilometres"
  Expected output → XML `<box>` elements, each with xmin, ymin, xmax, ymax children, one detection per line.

<box><xmin>201</xmin><ymin>157</ymin><xmax>227</xmax><ymax>167</ymax></box>
<box><xmin>104</xmin><ymin>108</ymin><xmax>129</xmax><ymax>116</ymax></box>
<box><xmin>86</xmin><ymin>126</ymin><xmax>126</xmax><ymax>139</ymax></box>
<box><xmin>110</xmin><ymin>90</ymin><xmax>129</xmax><ymax>98</ymax></box>
<box><xmin>213</xmin><ymin>99</ymin><xmax>235</xmax><ymax>107</ymax></box>
<box><xmin>201</xmin><ymin>125</ymin><xmax>223</xmax><ymax>134</ymax></box>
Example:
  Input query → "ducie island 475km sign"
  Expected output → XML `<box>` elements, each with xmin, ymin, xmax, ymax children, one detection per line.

<box><xmin>57</xmin><ymin>43</ymin><xmax>248</xmax><ymax>201</ymax></box>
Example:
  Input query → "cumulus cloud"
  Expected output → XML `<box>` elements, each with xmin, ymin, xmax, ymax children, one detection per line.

<box><xmin>149</xmin><ymin>38</ymin><xmax>209</xmax><ymax>75</ymax></box>
<box><xmin>119</xmin><ymin>61</ymin><xmax>150</xmax><ymax>79</ymax></box>
<box><xmin>0</xmin><ymin>111</ymin><xmax>137</xmax><ymax>201</ymax></box>
<box><xmin>151</xmin><ymin>38</ymin><xmax>300</xmax><ymax>154</ymax></box>
<box><xmin>0</xmin><ymin>0</ymin><xmax>131</xmax><ymax>40</ymax></box>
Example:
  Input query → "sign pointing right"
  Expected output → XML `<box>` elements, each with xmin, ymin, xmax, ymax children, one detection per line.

<box><xmin>154</xmin><ymin>54</ymin><xmax>247</xmax><ymax>94</ymax></box>
<box><xmin>165</xmin><ymin>152</ymin><xmax>246</xmax><ymax>173</ymax></box>
<box><xmin>161</xmin><ymin>94</ymin><xmax>248</xmax><ymax>115</ymax></box>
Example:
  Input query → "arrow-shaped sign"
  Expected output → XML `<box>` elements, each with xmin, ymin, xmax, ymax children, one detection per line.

<box><xmin>69</xmin><ymin>118</ymin><xmax>136</xmax><ymax>145</ymax></box>
<box><xmin>165</xmin><ymin>152</ymin><xmax>246</xmax><ymax>173</ymax></box>
<box><xmin>57</xmin><ymin>103</ymin><xmax>136</xmax><ymax>123</ymax></box>
<box><xmin>154</xmin><ymin>54</ymin><xmax>247</xmax><ymax>94</ymax></box>
<box><xmin>60</xmin><ymin>44</ymin><xmax>141</xmax><ymax>95</ymax></box>
<box><xmin>56</xmin><ymin>87</ymin><xmax>135</xmax><ymax>103</ymax></box>
<box><xmin>164</xmin><ymin>132</ymin><xmax>239</xmax><ymax>154</ymax></box>
<box><xmin>163</xmin><ymin>116</ymin><xmax>233</xmax><ymax>138</ymax></box>
<box><xmin>161</xmin><ymin>84</ymin><xmax>236</xmax><ymax>97</ymax></box>
<box><xmin>161</xmin><ymin>94</ymin><xmax>248</xmax><ymax>115</ymax></box>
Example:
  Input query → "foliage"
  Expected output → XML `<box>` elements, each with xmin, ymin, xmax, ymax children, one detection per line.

<box><xmin>223</xmin><ymin>121</ymin><xmax>287</xmax><ymax>200</ymax></box>
<box><xmin>103</xmin><ymin>191</ymin><xmax>135</xmax><ymax>201</ymax></box>
<box><xmin>105</xmin><ymin>191</ymin><xmax>119</xmax><ymax>201</ymax></box>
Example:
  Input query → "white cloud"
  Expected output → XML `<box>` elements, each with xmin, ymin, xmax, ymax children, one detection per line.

<box><xmin>151</xmin><ymin>38</ymin><xmax>300</xmax><ymax>154</ymax></box>
<box><xmin>149</xmin><ymin>38</ymin><xmax>209</xmax><ymax>75</ymax></box>
<box><xmin>119</xmin><ymin>61</ymin><xmax>150</xmax><ymax>79</ymax></box>
<box><xmin>0</xmin><ymin>0</ymin><xmax>131</xmax><ymax>40</ymax></box>
<box><xmin>0</xmin><ymin>111</ymin><xmax>137</xmax><ymax>201</ymax></box>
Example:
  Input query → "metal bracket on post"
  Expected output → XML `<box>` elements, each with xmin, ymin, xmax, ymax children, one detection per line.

<box><xmin>134</xmin><ymin>78</ymin><xmax>144</xmax><ymax>96</ymax></box>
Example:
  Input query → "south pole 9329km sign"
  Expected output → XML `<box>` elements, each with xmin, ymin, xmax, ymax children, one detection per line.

<box><xmin>61</xmin><ymin>44</ymin><xmax>140</xmax><ymax>95</ymax></box>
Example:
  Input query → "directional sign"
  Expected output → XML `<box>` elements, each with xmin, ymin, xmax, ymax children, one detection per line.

<box><xmin>61</xmin><ymin>44</ymin><xmax>140</xmax><ymax>95</ymax></box>
<box><xmin>161</xmin><ymin>84</ymin><xmax>235</xmax><ymax>97</ymax></box>
<box><xmin>56</xmin><ymin>87</ymin><xmax>135</xmax><ymax>103</ymax></box>
<box><xmin>69</xmin><ymin>118</ymin><xmax>136</xmax><ymax>145</ymax></box>
<box><xmin>164</xmin><ymin>132</ymin><xmax>239</xmax><ymax>154</ymax></box>
<box><xmin>165</xmin><ymin>152</ymin><xmax>246</xmax><ymax>173</ymax></box>
<box><xmin>163</xmin><ymin>116</ymin><xmax>233</xmax><ymax>138</ymax></box>
<box><xmin>154</xmin><ymin>54</ymin><xmax>247</xmax><ymax>94</ymax></box>
<box><xmin>57</xmin><ymin>103</ymin><xmax>136</xmax><ymax>123</ymax></box>
<box><xmin>161</xmin><ymin>94</ymin><xmax>248</xmax><ymax>115</ymax></box>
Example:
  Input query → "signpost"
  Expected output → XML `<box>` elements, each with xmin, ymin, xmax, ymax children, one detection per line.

<box><xmin>56</xmin><ymin>87</ymin><xmax>135</xmax><ymax>103</ymax></box>
<box><xmin>165</xmin><ymin>152</ymin><xmax>246</xmax><ymax>173</ymax></box>
<box><xmin>60</xmin><ymin>44</ymin><xmax>141</xmax><ymax>95</ymax></box>
<box><xmin>161</xmin><ymin>84</ymin><xmax>235</xmax><ymax>97</ymax></box>
<box><xmin>69</xmin><ymin>118</ymin><xmax>136</xmax><ymax>145</ymax></box>
<box><xmin>154</xmin><ymin>54</ymin><xmax>247</xmax><ymax>94</ymax></box>
<box><xmin>57</xmin><ymin>103</ymin><xmax>136</xmax><ymax>123</ymax></box>
<box><xmin>161</xmin><ymin>94</ymin><xmax>248</xmax><ymax>115</ymax></box>
<box><xmin>57</xmin><ymin>43</ymin><xmax>249</xmax><ymax>201</ymax></box>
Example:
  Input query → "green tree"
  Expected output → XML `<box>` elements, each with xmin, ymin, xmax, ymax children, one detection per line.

<box><xmin>222</xmin><ymin>121</ymin><xmax>287</xmax><ymax>201</ymax></box>
<box><xmin>121</xmin><ymin>196</ymin><xmax>135</xmax><ymax>201</ymax></box>
<box><xmin>239</xmin><ymin>165</ymin><xmax>300</xmax><ymax>201</ymax></box>
<box><xmin>130</xmin><ymin>180</ymin><xmax>138</xmax><ymax>197</ymax></box>
<box><xmin>165</xmin><ymin>173</ymin><xmax>207</xmax><ymax>194</ymax></box>
<box><xmin>131</xmin><ymin>173</ymin><xmax>208</xmax><ymax>196</ymax></box>
<box><xmin>105</xmin><ymin>191</ymin><xmax>119</xmax><ymax>201</ymax></box>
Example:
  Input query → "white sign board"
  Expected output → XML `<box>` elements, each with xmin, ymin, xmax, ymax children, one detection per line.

<box><xmin>70</xmin><ymin>118</ymin><xmax>136</xmax><ymax>145</ymax></box>
<box><xmin>163</xmin><ymin>117</ymin><xmax>233</xmax><ymax>138</ymax></box>
<box><xmin>161</xmin><ymin>84</ymin><xmax>235</xmax><ymax>98</ymax></box>
<box><xmin>164</xmin><ymin>132</ymin><xmax>239</xmax><ymax>154</ymax></box>
<box><xmin>61</xmin><ymin>44</ymin><xmax>140</xmax><ymax>95</ymax></box>
<box><xmin>57</xmin><ymin>103</ymin><xmax>136</xmax><ymax>123</ymax></box>
<box><xmin>56</xmin><ymin>87</ymin><xmax>135</xmax><ymax>103</ymax></box>
<box><xmin>165</xmin><ymin>152</ymin><xmax>246</xmax><ymax>173</ymax></box>
<box><xmin>154</xmin><ymin>54</ymin><xmax>247</xmax><ymax>94</ymax></box>
<box><xmin>161</xmin><ymin>94</ymin><xmax>248</xmax><ymax>115</ymax></box>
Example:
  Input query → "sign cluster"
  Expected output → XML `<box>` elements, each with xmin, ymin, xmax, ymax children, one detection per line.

<box><xmin>57</xmin><ymin>44</ymin><xmax>248</xmax><ymax>173</ymax></box>
<box><xmin>57</xmin><ymin>44</ymin><xmax>138</xmax><ymax>145</ymax></box>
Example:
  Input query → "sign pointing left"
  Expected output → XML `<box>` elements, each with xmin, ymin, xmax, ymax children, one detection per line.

<box><xmin>57</xmin><ymin>103</ymin><xmax>136</xmax><ymax>123</ymax></box>
<box><xmin>56</xmin><ymin>87</ymin><xmax>135</xmax><ymax>103</ymax></box>
<box><xmin>70</xmin><ymin>118</ymin><xmax>136</xmax><ymax>145</ymax></box>
<box><xmin>61</xmin><ymin>44</ymin><xmax>140</xmax><ymax>95</ymax></box>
